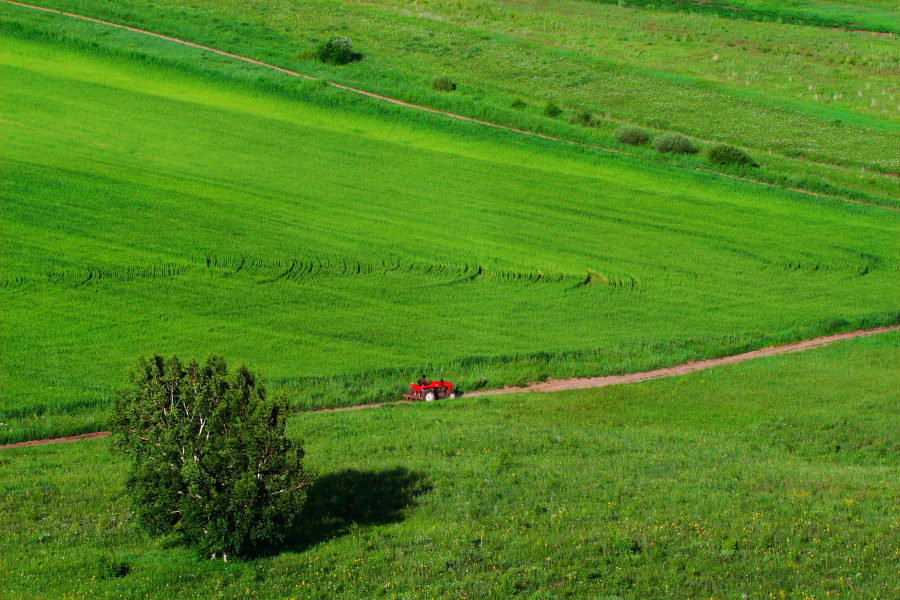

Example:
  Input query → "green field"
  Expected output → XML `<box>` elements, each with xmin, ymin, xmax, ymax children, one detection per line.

<box><xmin>591</xmin><ymin>0</ymin><xmax>900</xmax><ymax>32</ymax></box>
<box><xmin>2</xmin><ymin>30</ymin><xmax>898</xmax><ymax>443</ymax></box>
<box><xmin>3</xmin><ymin>0</ymin><xmax>897</xmax><ymax>207</ymax></box>
<box><xmin>1</xmin><ymin>0</ymin><xmax>898</xmax><ymax>597</ymax></box>
<box><xmin>1</xmin><ymin>332</ymin><xmax>897</xmax><ymax>599</ymax></box>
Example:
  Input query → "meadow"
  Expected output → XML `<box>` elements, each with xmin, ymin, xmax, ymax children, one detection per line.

<box><xmin>1</xmin><ymin>29</ymin><xmax>898</xmax><ymax>443</ymax></box>
<box><xmin>1</xmin><ymin>2</ymin><xmax>897</xmax><ymax>596</ymax></box>
<box><xmin>1</xmin><ymin>331</ymin><xmax>897</xmax><ymax>599</ymax></box>
<box><xmin>590</xmin><ymin>0</ymin><xmax>900</xmax><ymax>32</ymax></box>
<box><xmin>2</xmin><ymin>0</ymin><xmax>898</xmax><ymax>206</ymax></box>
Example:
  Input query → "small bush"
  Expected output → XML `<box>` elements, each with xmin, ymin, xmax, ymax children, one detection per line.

<box><xmin>708</xmin><ymin>144</ymin><xmax>758</xmax><ymax>168</ymax></box>
<box><xmin>510</xmin><ymin>99</ymin><xmax>527</xmax><ymax>109</ymax></box>
<box><xmin>432</xmin><ymin>76</ymin><xmax>456</xmax><ymax>92</ymax></box>
<box><xmin>614</xmin><ymin>125</ymin><xmax>650</xmax><ymax>145</ymax></box>
<box><xmin>94</xmin><ymin>556</ymin><xmax>131</xmax><ymax>580</ymax></box>
<box><xmin>652</xmin><ymin>133</ymin><xmax>698</xmax><ymax>154</ymax></box>
<box><xmin>316</xmin><ymin>36</ymin><xmax>355</xmax><ymax>65</ymax></box>
<box><xmin>571</xmin><ymin>110</ymin><xmax>602</xmax><ymax>128</ymax></box>
<box><xmin>543</xmin><ymin>101</ymin><xmax>563</xmax><ymax>118</ymax></box>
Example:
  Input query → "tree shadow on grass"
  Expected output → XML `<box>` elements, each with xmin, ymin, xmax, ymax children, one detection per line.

<box><xmin>263</xmin><ymin>467</ymin><xmax>432</xmax><ymax>555</ymax></box>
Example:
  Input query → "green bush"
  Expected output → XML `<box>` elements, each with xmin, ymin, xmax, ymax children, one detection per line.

<box><xmin>94</xmin><ymin>556</ymin><xmax>130</xmax><ymax>580</ymax></box>
<box><xmin>614</xmin><ymin>125</ymin><xmax>650</xmax><ymax>145</ymax></box>
<box><xmin>543</xmin><ymin>101</ymin><xmax>563</xmax><ymax>118</ymax></box>
<box><xmin>111</xmin><ymin>355</ymin><xmax>309</xmax><ymax>560</ymax></box>
<box><xmin>432</xmin><ymin>76</ymin><xmax>456</xmax><ymax>92</ymax></box>
<box><xmin>510</xmin><ymin>99</ymin><xmax>527</xmax><ymax>109</ymax></box>
<box><xmin>571</xmin><ymin>110</ymin><xmax>601</xmax><ymax>127</ymax></box>
<box><xmin>316</xmin><ymin>36</ymin><xmax>355</xmax><ymax>65</ymax></box>
<box><xmin>708</xmin><ymin>144</ymin><xmax>759</xmax><ymax>168</ymax></box>
<box><xmin>652</xmin><ymin>133</ymin><xmax>699</xmax><ymax>154</ymax></box>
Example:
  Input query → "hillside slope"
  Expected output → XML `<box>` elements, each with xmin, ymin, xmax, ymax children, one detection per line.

<box><xmin>1</xmin><ymin>33</ymin><xmax>897</xmax><ymax>443</ymax></box>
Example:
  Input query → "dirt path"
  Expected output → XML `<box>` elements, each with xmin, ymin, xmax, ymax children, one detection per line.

<box><xmin>0</xmin><ymin>431</ymin><xmax>111</xmax><ymax>450</ymax></box>
<box><xmin>318</xmin><ymin>325</ymin><xmax>900</xmax><ymax>408</ymax></box>
<box><xmin>4</xmin><ymin>0</ymin><xmax>897</xmax><ymax>209</ymax></box>
<box><xmin>467</xmin><ymin>325</ymin><xmax>900</xmax><ymax>396</ymax></box>
<box><xmin>2</xmin><ymin>325</ymin><xmax>897</xmax><ymax>449</ymax></box>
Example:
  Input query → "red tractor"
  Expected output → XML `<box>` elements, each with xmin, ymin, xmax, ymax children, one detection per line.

<box><xmin>405</xmin><ymin>380</ymin><xmax>460</xmax><ymax>402</ymax></box>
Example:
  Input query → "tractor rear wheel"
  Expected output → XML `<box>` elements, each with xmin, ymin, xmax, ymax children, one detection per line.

<box><xmin>424</xmin><ymin>391</ymin><xmax>436</xmax><ymax>402</ymax></box>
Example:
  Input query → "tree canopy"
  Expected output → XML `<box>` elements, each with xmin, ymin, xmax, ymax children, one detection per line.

<box><xmin>111</xmin><ymin>354</ymin><xmax>308</xmax><ymax>560</ymax></box>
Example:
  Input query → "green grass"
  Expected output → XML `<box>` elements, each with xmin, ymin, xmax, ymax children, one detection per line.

<box><xmin>1</xmin><ymin>332</ymin><xmax>897</xmax><ymax>599</ymax></box>
<box><xmin>3</xmin><ymin>0</ymin><xmax>898</xmax><ymax>202</ymax></box>
<box><xmin>1</xmin><ymin>32</ymin><xmax>898</xmax><ymax>443</ymax></box>
<box><xmin>589</xmin><ymin>0</ymin><xmax>900</xmax><ymax>33</ymax></box>
<box><xmin>1</xmin><ymin>6</ymin><xmax>895</xmax><ymax>210</ymax></box>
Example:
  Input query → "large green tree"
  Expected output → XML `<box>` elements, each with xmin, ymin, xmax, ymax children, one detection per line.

<box><xmin>111</xmin><ymin>355</ymin><xmax>308</xmax><ymax>560</ymax></box>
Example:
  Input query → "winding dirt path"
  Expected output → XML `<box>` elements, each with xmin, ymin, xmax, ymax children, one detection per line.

<box><xmin>316</xmin><ymin>326</ymin><xmax>900</xmax><ymax>411</ymax></box>
<box><xmin>467</xmin><ymin>325</ymin><xmax>900</xmax><ymax>396</ymax></box>
<box><xmin>2</xmin><ymin>325</ymin><xmax>897</xmax><ymax>449</ymax></box>
<box><xmin>3</xmin><ymin>0</ymin><xmax>897</xmax><ymax>209</ymax></box>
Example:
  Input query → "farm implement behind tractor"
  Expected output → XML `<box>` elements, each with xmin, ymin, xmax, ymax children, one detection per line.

<box><xmin>405</xmin><ymin>380</ymin><xmax>460</xmax><ymax>402</ymax></box>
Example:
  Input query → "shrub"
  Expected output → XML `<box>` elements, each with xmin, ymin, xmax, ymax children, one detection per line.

<box><xmin>94</xmin><ymin>556</ymin><xmax>130</xmax><ymax>580</ymax></box>
<box><xmin>543</xmin><ymin>101</ymin><xmax>563</xmax><ymax>118</ymax></box>
<box><xmin>111</xmin><ymin>355</ymin><xmax>309</xmax><ymax>560</ymax></box>
<box><xmin>708</xmin><ymin>144</ymin><xmax>759</xmax><ymax>168</ymax></box>
<box><xmin>614</xmin><ymin>125</ymin><xmax>650</xmax><ymax>145</ymax></box>
<box><xmin>571</xmin><ymin>110</ymin><xmax>601</xmax><ymax>127</ymax></box>
<box><xmin>510</xmin><ymin>99</ymin><xmax>527</xmax><ymax>109</ymax></box>
<box><xmin>432</xmin><ymin>76</ymin><xmax>456</xmax><ymax>92</ymax></box>
<box><xmin>316</xmin><ymin>36</ymin><xmax>355</xmax><ymax>65</ymax></box>
<box><xmin>652</xmin><ymin>133</ymin><xmax>699</xmax><ymax>154</ymax></box>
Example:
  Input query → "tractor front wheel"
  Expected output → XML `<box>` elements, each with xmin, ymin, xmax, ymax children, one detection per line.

<box><xmin>447</xmin><ymin>391</ymin><xmax>458</xmax><ymax>399</ymax></box>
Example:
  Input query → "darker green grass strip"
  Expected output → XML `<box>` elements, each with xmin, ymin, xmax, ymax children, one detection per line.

<box><xmin>590</xmin><ymin>0</ymin><xmax>898</xmax><ymax>33</ymax></box>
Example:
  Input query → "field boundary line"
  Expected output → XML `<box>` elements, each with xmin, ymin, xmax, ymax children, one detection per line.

<box><xmin>3</xmin><ymin>0</ymin><xmax>896</xmax><ymax>210</ymax></box>
<box><xmin>4</xmin><ymin>325</ymin><xmax>897</xmax><ymax>449</ymax></box>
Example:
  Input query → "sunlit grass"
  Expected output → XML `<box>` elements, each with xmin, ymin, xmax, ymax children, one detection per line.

<box><xmin>0</xmin><ymin>332</ymin><xmax>896</xmax><ymax>598</ymax></box>
<box><xmin>1</xmin><ymin>34</ymin><xmax>898</xmax><ymax>443</ymax></box>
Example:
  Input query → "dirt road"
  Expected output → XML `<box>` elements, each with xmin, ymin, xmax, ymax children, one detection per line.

<box><xmin>2</xmin><ymin>325</ymin><xmax>896</xmax><ymax>450</ymax></box>
<box><xmin>466</xmin><ymin>325</ymin><xmax>900</xmax><ymax>396</ymax></box>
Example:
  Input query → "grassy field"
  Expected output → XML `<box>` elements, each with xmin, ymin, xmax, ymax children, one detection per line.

<box><xmin>590</xmin><ymin>0</ymin><xmax>900</xmax><ymax>32</ymax></box>
<box><xmin>1</xmin><ymin>332</ymin><xmax>896</xmax><ymax>599</ymax></box>
<box><xmin>1</xmin><ymin>31</ymin><xmax>898</xmax><ymax>443</ymax></box>
<box><xmin>2</xmin><ymin>0</ymin><xmax>898</xmax><ymax>207</ymax></box>
<box><xmin>1</xmin><ymin>1</ymin><xmax>897</xmax><ymax>596</ymax></box>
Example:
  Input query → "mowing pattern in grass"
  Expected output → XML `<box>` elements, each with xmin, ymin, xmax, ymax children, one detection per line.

<box><xmin>0</xmin><ymin>333</ymin><xmax>897</xmax><ymax>598</ymax></box>
<box><xmin>1</xmin><ymin>34</ymin><xmax>898</xmax><ymax>443</ymax></box>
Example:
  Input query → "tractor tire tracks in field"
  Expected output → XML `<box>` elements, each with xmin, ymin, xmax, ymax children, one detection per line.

<box><xmin>3</xmin><ymin>325</ymin><xmax>897</xmax><ymax>450</ymax></box>
<box><xmin>3</xmin><ymin>1</ymin><xmax>896</xmax><ymax>211</ymax></box>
